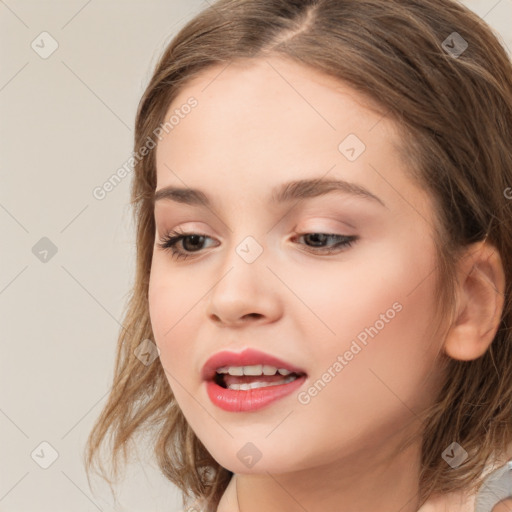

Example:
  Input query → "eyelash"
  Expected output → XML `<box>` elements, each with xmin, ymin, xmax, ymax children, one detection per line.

<box><xmin>157</xmin><ymin>229</ymin><xmax>358</xmax><ymax>261</ymax></box>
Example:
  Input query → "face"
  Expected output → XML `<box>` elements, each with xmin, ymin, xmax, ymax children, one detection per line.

<box><xmin>148</xmin><ymin>55</ymin><xmax>448</xmax><ymax>474</ymax></box>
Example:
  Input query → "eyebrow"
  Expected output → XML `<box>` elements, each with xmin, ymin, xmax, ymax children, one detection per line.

<box><xmin>153</xmin><ymin>177</ymin><xmax>386</xmax><ymax>208</ymax></box>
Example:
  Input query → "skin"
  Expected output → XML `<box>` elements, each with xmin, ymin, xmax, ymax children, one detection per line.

<box><xmin>493</xmin><ymin>499</ymin><xmax>512</xmax><ymax>512</ymax></box>
<box><xmin>147</xmin><ymin>56</ymin><xmax>505</xmax><ymax>512</ymax></box>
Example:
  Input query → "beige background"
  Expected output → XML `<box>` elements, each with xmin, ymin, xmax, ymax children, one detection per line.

<box><xmin>1</xmin><ymin>1</ymin><xmax>511</xmax><ymax>511</ymax></box>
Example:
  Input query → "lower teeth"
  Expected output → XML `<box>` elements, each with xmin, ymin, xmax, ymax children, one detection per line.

<box><xmin>226</xmin><ymin>374</ymin><xmax>298</xmax><ymax>391</ymax></box>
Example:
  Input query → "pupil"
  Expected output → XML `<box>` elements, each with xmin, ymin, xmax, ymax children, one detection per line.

<box><xmin>307</xmin><ymin>233</ymin><xmax>327</xmax><ymax>247</ymax></box>
<box><xmin>183</xmin><ymin>235</ymin><xmax>204</xmax><ymax>251</ymax></box>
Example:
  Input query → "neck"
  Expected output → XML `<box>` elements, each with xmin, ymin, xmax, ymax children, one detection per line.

<box><xmin>225</xmin><ymin>431</ymin><xmax>424</xmax><ymax>512</ymax></box>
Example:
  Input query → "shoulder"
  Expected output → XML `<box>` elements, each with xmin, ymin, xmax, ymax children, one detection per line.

<box><xmin>419</xmin><ymin>443</ymin><xmax>512</xmax><ymax>512</ymax></box>
<box><xmin>418</xmin><ymin>486</ymin><xmax>476</xmax><ymax>512</ymax></box>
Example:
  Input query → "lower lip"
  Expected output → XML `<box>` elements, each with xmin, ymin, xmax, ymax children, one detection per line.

<box><xmin>205</xmin><ymin>375</ymin><xmax>307</xmax><ymax>412</ymax></box>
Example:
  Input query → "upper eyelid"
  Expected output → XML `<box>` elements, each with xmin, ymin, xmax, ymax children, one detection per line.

<box><xmin>154</xmin><ymin>195</ymin><xmax>373</xmax><ymax>231</ymax></box>
<box><xmin>155</xmin><ymin>215</ymin><xmax>359</xmax><ymax>234</ymax></box>
<box><xmin>160</xmin><ymin>228</ymin><xmax>353</xmax><ymax>238</ymax></box>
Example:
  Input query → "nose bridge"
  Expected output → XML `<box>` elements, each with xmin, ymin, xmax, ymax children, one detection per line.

<box><xmin>221</xmin><ymin>209</ymin><xmax>270</xmax><ymax>269</ymax></box>
<box><xmin>206</xmin><ymin>228</ymin><xmax>280</xmax><ymax>324</ymax></box>
<box><xmin>215</xmin><ymin>231</ymin><xmax>267</xmax><ymax>297</ymax></box>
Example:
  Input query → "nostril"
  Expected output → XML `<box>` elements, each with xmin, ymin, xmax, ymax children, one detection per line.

<box><xmin>244</xmin><ymin>313</ymin><xmax>262</xmax><ymax>320</ymax></box>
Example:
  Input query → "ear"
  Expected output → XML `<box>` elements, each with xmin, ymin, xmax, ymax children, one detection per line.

<box><xmin>443</xmin><ymin>240</ymin><xmax>506</xmax><ymax>361</ymax></box>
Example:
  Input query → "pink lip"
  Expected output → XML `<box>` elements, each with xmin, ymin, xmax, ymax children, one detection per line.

<box><xmin>201</xmin><ymin>348</ymin><xmax>306</xmax><ymax>381</ymax></box>
<box><xmin>201</xmin><ymin>348</ymin><xmax>308</xmax><ymax>413</ymax></box>
<box><xmin>205</xmin><ymin>375</ymin><xmax>307</xmax><ymax>412</ymax></box>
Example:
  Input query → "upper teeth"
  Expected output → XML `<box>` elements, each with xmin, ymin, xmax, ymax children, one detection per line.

<box><xmin>216</xmin><ymin>365</ymin><xmax>293</xmax><ymax>376</ymax></box>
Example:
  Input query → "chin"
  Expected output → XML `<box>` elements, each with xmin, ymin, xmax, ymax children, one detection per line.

<box><xmin>202</xmin><ymin>440</ymin><xmax>305</xmax><ymax>475</ymax></box>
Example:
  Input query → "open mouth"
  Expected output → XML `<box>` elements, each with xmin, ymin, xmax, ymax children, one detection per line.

<box><xmin>205</xmin><ymin>363</ymin><xmax>307</xmax><ymax>412</ymax></box>
<box><xmin>201</xmin><ymin>349</ymin><xmax>308</xmax><ymax>411</ymax></box>
<box><xmin>213</xmin><ymin>369</ymin><xmax>304</xmax><ymax>391</ymax></box>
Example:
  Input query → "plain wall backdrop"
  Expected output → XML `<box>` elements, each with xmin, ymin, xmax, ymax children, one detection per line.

<box><xmin>1</xmin><ymin>1</ymin><xmax>511</xmax><ymax>511</ymax></box>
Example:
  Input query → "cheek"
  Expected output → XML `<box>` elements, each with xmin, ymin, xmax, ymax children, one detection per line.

<box><xmin>148</xmin><ymin>261</ymin><xmax>199</xmax><ymax>379</ymax></box>
<box><xmin>293</xmin><ymin>238</ymin><xmax>442</xmax><ymax>413</ymax></box>
<box><xmin>148</xmin><ymin>282</ymin><xmax>203</xmax><ymax>412</ymax></box>
<box><xmin>283</xmin><ymin>271</ymin><xmax>442</xmax><ymax>467</ymax></box>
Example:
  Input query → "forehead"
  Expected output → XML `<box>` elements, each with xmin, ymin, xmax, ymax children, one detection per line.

<box><xmin>159</xmin><ymin>56</ymin><xmax>393</xmax><ymax>150</ymax></box>
<box><xmin>158</xmin><ymin>57</ymin><xmax>396</xmax><ymax>144</ymax></box>
<box><xmin>154</xmin><ymin>56</ymin><xmax>432</xmax><ymax>222</ymax></box>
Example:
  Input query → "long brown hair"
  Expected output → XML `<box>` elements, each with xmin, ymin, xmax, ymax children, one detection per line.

<box><xmin>84</xmin><ymin>1</ymin><xmax>512</xmax><ymax>510</ymax></box>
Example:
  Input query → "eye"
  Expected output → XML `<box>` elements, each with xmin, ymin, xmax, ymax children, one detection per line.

<box><xmin>156</xmin><ymin>229</ymin><xmax>217</xmax><ymax>261</ymax></box>
<box><xmin>156</xmin><ymin>230</ymin><xmax>358</xmax><ymax>261</ymax></box>
<box><xmin>293</xmin><ymin>233</ymin><xmax>358</xmax><ymax>254</ymax></box>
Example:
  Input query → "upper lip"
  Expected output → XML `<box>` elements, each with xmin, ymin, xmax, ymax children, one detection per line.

<box><xmin>201</xmin><ymin>348</ymin><xmax>307</xmax><ymax>381</ymax></box>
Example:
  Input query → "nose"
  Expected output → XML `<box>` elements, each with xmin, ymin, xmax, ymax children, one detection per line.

<box><xmin>206</xmin><ymin>250</ymin><xmax>283</xmax><ymax>328</ymax></box>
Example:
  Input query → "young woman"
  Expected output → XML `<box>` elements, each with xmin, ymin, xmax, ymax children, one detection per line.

<box><xmin>85</xmin><ymin>1</ymin><xmax>512</xmax><ymax>511</ymax></box>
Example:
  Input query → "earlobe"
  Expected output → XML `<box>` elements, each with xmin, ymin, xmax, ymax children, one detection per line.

<box><xmin>442</xmin><ymin>240</ymin><xmax>506</xmax><ymax>361</ymax></box>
